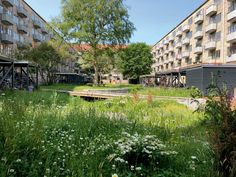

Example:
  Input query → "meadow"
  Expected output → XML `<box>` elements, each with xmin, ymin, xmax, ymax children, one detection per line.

<box><xmin>0</xmin><ymin>90</ymin><xmax>215</xmax><ymax>177</ymax></box>
<box><xmin>40</xmin><ymin>84</ymin><xmax>197</xmax><ymax>98</ymax></box>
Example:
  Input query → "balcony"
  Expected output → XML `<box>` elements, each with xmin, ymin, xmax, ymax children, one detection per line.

<box><xmin>164</xmin><ymin>50</ymin><xmax>169</xmax><ymax>55</ymax></box>
<box><xmin>227</xmin><ymin>46</ymin><xmax>236</xmax><ymax>62</ymax></box>
<box><xmin>194</xmin><ymin>46</ymin><xmax>203</xmax><ymax>54</ymax></box>
<box><xmin>1</xmin><ymin>13</ymin><xmax>14</xmax><ymax>26</ymax></box>
<box><xmin>206</xmin><ymin>23</ymin><xmax>217</xmax><ymax>33</ymax></box>
<box><xmin>176</xmin><ymin>42</ymin><xmax>182</xmax><ymax>49</ymax></box>
<box><xmin>227</xmin><ymin>26</ymin><xmax>236</xmax><ymax>43</ymax></box>
<box><xmin>17</xmin><ymin>7</ymin><xmax>28</xmax><ymax>18</ymax></box>
<box><xmin>205</xmin><ymin>41</ymin><xmax>216</xmax><ymax>50</ymax></box>
<box><xmin>206</xmin><ymin>4</ymin><xmax>217</xmax><ymax>16</ymax></box>
<box><xmin>182</xmin><ymin>51</ymin><xmax>190</xmax><ymax>58</ymax></box>
<box><xmin>17</xmin><ymin>24</ymin><xmax>28</xmax><ymax>34</ymax></box>
<box><xmin>169</xmin><ymin>46</ymin><xmax>174</xmax><ymax>52</ymax></box>
<box><xmin>169</xmin><ymin>36</ymin><xmax>174</xmax><ymax>42</ymax></box>
<box><xmin>182</xmin><ymin>38</ymin><xmax>190</xmax><ymax>45</ymax></box>
<box><xmin>33</xmin><ymin>34</ymin><xmax>41</xmax><ymax>42</ymax></box>
<box><xmin>183</xmin><ymin>25</ymin><xmax>190</xmax><ymax>32</ymax></box>
<box><xmin>41</xmin><ymin>27</ymin><xmax>48</xmax><ymax>34</ymax></box>
<box><xmin>176</xmin><ymin>54</ymin><xmax>182</xmax><ymax>60</ymax></box>
<box><xmin>227</xmin><ymin>53</ymin><xmax>236</xmax><ymax>62</ymax></box>
<box><xmin>33</xmin><ymin>20</ymin><xmax>41</xmax><ymax>29</ymax></box>
<box><xmin>164</xmin><ymin>39</ymin><xmax>169</xmax><ymax>45</ymax></box>
<box><xmin>194</xmin><ymin>30</ymin><xmax>203</xmax><ymax>39</ymax></box>
<box><xmin>159</xmin><ymin>43</ymin><xmax>164</xmax><ymax>49</ymax></box>
<box><xmin>228</xmin><ymin>6</ymin><xmax>236</xmax><ymax>23</ymax></box>
<box><xmin>2</xmin><ymin>0</ymin><xmax>14</xmax><ymax>7</ymax></box>
<box><xmin>176</xmin><ymin>30</ymin><xmax>182</xmax><ymax>37</ymax></box>
<box><xmin>17</xmin><ymin>42</ymin><xmax>28</xmax><ymax>49</ymax></box>
<box><xmin>1</xmin><ymin>34</ymin><xmax>13</xmax><ymax>44</ymax></box>
<box><xmin>194</xmin><ymin>14</ymin><xmax>203</xmax><ymax>24</ymax></box>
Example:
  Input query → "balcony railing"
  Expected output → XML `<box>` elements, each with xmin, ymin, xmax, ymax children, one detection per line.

<box><xmin>206</xmin><ymin>4</ymin><xmax>217</xmax><ymax>16</ymax></box>
<box><xmin>205</xmin><ymin>39</ymin><xmax>216</xmax><ymax>50</ymax></box>
<box><xmin>227</xmin><ymin>24</ymin><xmax>236</xmax><ymax>43</ymax></box>
<box><xmin>2</xmin><ymin>0</ymin><xmax>14</xmax><ymax>7</ymax></box>
<box><xmin>194</xmin><ymin>14</ymin><xmax>203</xmax><ymax>24</ymax></box>
<box><xmin>33</xmin><ymin>20</ymin><xmax>41</xmax><ymax>29</ymax></box>
<box><xmin>17</xmin><ymin>7</ymin><xmax>28</xmax><ymax>18</ymax></box>
<box><xmin>17</xmin><ymin>24</ymin><xmax>28</xmax><ymax>34</ymax></box>
<box><xmin>33</xmin><ymin>34</ymin><xmax>42</xmax><ymax>42</ymax></box>
<box><xmin>227</xmin><ymin>2</ymin><xmax>236</xmax><ymax>23</ymax></box>
<box><xmin>1</xmin><ymin>13</ymin><xmax>14</xmax><ymax>25</ymax></box>
<box><xmin>1</xmin><ymin>33</ymin><xmax>13</xmax><ymax>44</ymax></box>
<box><xmin>206</xmin><ymin>23</ymin><xmax>217</xmax><ymax>33</ymax></box>
<box><xmin>227</xmin><ymin>45</ymin><xmax>236</xmax><ymax>62</ymax></box>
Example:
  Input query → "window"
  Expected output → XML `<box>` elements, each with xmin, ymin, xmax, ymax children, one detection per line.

<box><xmin>209</xmin><ymin>50</ymin><xmax>220</xmax><ymax>59</ymax></box>
<box><xmin>188</xmin><ymin>17</ymin><xmax>193</xmax><ymax>25</ymax></box>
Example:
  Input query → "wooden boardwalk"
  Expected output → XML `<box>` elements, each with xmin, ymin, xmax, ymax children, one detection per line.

<box><xmin>42</xmin><ymin>89</ymin><xmax>206</xmax><ymax>110</ymax></box>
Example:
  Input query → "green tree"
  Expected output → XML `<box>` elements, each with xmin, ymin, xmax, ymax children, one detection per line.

<box><xmin>118</xmin><ymin>43</ymin><xmax>153</xmax><ymax>83</ymax></box>
<box><xmin>25</xmin><ymin>43</ymin><xmax>61</xmax><ymax>85</ymax></box>
<box><xmin>54</xmin><ymin>0</ymin><xmax>135</xmax><ymax>84</ymax></box>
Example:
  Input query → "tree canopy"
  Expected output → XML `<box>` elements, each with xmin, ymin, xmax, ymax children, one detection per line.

<box><xmin>118</xmin><ymin>43</ymin><xmax>153</xmax><ymax>83</ymax></box>
<box><xmin>54</xmin><ymin>0</ymin><xmax>135</xmax><ymax>84</ymax></box>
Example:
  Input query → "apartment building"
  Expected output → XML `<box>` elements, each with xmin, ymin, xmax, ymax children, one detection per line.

<box><xmin>151</xmin><ymin>0</ymin><xmax>236</xmax><ymax>95</ymax></box>
<box><xmin>0</xmin><ymin>0</ymin><xmax>78</xmax><ymax>89</ymax></box>
<box><xmin>0</xmin><ymin>0</ymin><xmax>55</xmax><ymax>57</ymax></box>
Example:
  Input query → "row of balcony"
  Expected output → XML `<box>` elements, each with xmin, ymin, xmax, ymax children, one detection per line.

<box><xmin>0</xmin><ymin>31</ymin><xmax>49</xmax><ymax>44</ymax></box>
<box><xmin>0</xmin><ymin>14</ymin><xmax>49</xmax><ymax>35</ymax></box>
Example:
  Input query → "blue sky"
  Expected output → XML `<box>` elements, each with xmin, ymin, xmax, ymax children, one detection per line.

<box><xmin>25</xmin><ymin>0</ymin><xmax>205</xmax><ymax>45</ymax></box>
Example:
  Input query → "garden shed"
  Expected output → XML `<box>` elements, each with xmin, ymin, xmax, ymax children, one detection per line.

<box><xmin>186</xmin><ymin>64</ymin><xmax>236</xmax><ymax>96</ymax></box>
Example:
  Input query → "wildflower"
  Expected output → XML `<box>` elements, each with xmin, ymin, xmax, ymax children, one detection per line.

<box><xmin>191</xmin><ymin>156</ymin><xmax>197</xmax><ymax>160</ymax></box>
<box><xmin>16</xmin><ymin>159</ymin><xmax>21</xmax><ymax>163</ymax></box>
<box><xmin>39</xmin><ymin>162</ymin><xmax>43</xmax><ymax>165</ymax></box>
<box><xmin>135</xmin><ymin>167</ymin><xmax>142</xmax><ymax>171</ymax></box>
<box><xmin>112</xmin><ymin>164</ymin><xmax>116</xmax><ymax>170</ymax></box>
<box><xmin>112</xmin><ymin>174</ymin><xmax>118</xmax><ymax>177</ymax></box>
<box><xmin>9</xmin><ymin>169</ymin><xmax>15</xmax><ymax>173</ymax></box>
<box><xmin>130</xmin><ymin>166</ymin><xmax>134</xmax><ymax>171</ymax></box>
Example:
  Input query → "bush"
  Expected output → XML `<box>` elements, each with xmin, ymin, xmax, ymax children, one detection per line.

<box><xmin>205</xmin><ymin>85</ymin><xmax>236</xmax><ymax>177</ymax></box>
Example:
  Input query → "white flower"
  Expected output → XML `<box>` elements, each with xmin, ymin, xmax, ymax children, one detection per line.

<box><xmin>16</xmin><ymin>159</ymin><xmax>21</xmax><ymax>163</ymax></box>
<box><xmin>191</xmin><ymin>156</ymin><xmax>197</xmax><ymax>160</ymax></box>
<box><xmin>135</xmin><ymin>167</ymin><xmax>142</xmax><ymax>171</ymax></box>
<box><xmin>9</xmin><ymin>169</ymin><xmax>15</xmax><ymax>173</ymax></box>
<box><xmin>112</xmin><ymin>174</ymin><xmax>118</xmax><ymax>177</ymax></box>
<box><xmin>112</xmin><ymin>164</ymin><xmax>116</xmax><ymax>170</ymax></box>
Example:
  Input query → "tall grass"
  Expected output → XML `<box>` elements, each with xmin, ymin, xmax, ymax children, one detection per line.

<box><xmin>0</xmin><ymin>91</ymin><xmax>214</xmax><ymax>176</ymax></box>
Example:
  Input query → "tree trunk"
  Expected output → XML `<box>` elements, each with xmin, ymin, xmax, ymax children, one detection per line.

<box><xmin>94</xmin><ymin>65</ymin><xmax>99</xmax><ymax>85</ymax></box>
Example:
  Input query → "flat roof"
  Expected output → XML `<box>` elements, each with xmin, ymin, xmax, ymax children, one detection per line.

<box><xmin>153</xmin><ymin>0</ymin><xmax>209</xmax><ymax>48</ymax></box>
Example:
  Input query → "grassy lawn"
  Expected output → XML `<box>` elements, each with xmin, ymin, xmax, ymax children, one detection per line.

<box><xmin>0</xmin><ymin>91</ymin><xmax>214</xmax><ymax>177</ymax></box>
<box><xmin>40</xmin><ymin>83</ymin><xmax>141</xmax><ymax>92</ymax></box>
<box><xmin>136</xmin><ymin>87</ymin><xmax>196</xmax><ymax>97</ymax></box>
<box><xmin>41</xmin><ymin>84</ymin><xmax>197</xmax><ymax>97</ymax></box>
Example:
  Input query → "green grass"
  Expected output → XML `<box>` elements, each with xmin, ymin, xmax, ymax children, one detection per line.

<box><xmin>41</xmin><ymin>84</ymin><xmax>196</xmax><ymax>98</ymax></box>
<box><xmin>40</xmin><ymin>83</ymin><xmax>141</xmax><ymax>92</ymax></box>
<box><xmin>0</xmin><ymin>91</ymin><xmax>214</xmax><ymax>177</ymax></box>
<box><xmin>135</xmin><ymin>87</ymin><xmax>195</xmax><ymax>97</ymax></box>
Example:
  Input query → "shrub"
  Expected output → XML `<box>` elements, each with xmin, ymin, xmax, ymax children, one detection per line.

<box><xmin>205</xmin><ymin>85</ymin><xmax>236</xmax><ymax>177</ymax></box>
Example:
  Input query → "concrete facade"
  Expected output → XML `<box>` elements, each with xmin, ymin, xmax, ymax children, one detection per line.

<box><xmin>151</xmin><ymin>0</ymin><xmax>236</xmax><ymax>74</ymax></box>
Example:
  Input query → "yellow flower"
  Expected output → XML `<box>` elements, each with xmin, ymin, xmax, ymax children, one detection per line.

<box><xmin>112</xmin><ymin>174</ymin><xmax>118</xmax><ymax>177</ymax></box>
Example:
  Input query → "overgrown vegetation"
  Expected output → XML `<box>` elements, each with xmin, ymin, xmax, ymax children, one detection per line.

<box><xmin>0</xmin><ymin>91</ymin><xmax>214</xmax><ymax>176</ymax></box>
<box><xmin>205</xmin><ymin>85</ymin><xmax>236</xmax><ymax>177</ymax></box>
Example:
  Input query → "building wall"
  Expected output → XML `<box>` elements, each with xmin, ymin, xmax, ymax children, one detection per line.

<box><xmin>186</xmin><ymin>67</ymin><xmax>203</xmax><ymax>91</ymax></box>
<box><xmin>0</xmin><ymin>0</ymin><xmax>54</xmax><ymax>57</ymax></box>
<box><xmin>152</xmin><ymin>0</ymin><xmax>236</xmax><ymax>73</ymax></box>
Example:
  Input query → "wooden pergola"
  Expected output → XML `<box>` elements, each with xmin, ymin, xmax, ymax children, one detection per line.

<box><xmin>0</xmin><ymin>57</ymin><xmax>38</xmax><ymax>90</ymax></box>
